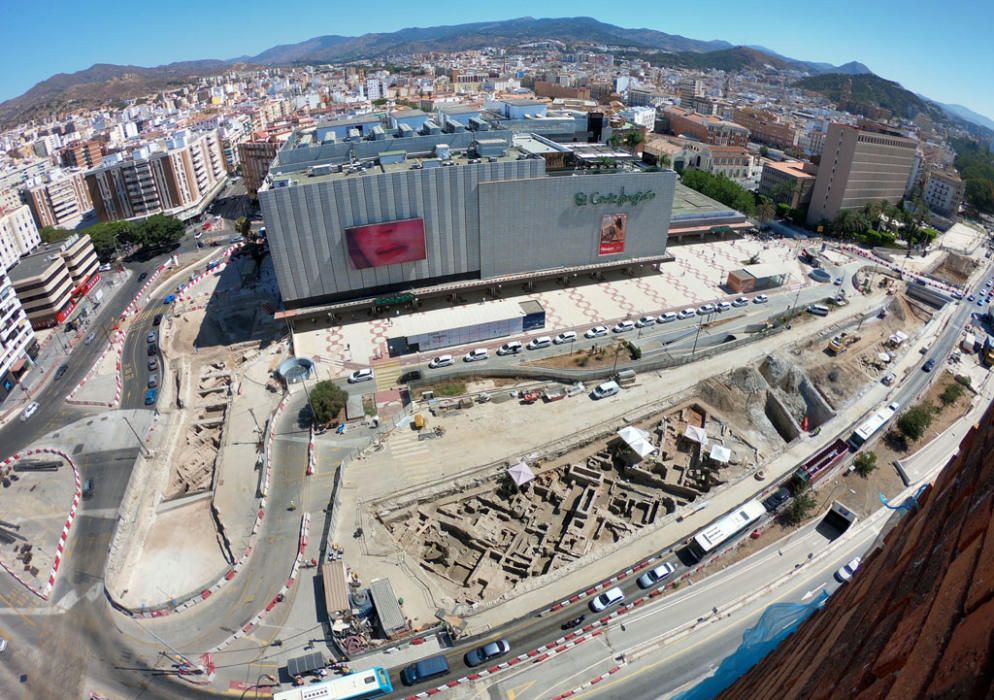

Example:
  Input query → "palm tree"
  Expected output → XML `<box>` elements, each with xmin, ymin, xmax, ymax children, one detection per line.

<box><xmin>756</xmin><ymin>200</ymin><xmax>776</xmax><ymax>230</ymax></box>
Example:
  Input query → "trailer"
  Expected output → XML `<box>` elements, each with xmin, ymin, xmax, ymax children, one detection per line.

<box><xmin>790</xmin><ymin>439</ymin><xmax>849</xmax><ymax>489</ymax></box>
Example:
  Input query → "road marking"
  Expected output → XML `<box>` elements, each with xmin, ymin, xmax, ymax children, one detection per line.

<box><xmin>506</xmin><ymin>680</ymin><xmax>537</xmax><ymax>700</ymax></box>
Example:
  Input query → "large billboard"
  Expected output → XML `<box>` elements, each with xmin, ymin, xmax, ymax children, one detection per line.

<box><xmin>345</xmin><ymin>218</ymin><xmax>427</xmax><ymax>269</ymax></box>
<box><xmin>598</xmin><ymin>213</ymin><xmax>628</xmax><ymax>255</ymax></box>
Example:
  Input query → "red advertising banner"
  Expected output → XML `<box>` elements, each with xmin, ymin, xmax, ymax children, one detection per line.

<box><xmin>345</xmin><ymin>218</ymin><xmax>427</xmax><ymax>269</ymax></box>
<box><xmin>598</xmin><ymin>213</ymin><xmax>628</xmax><ymax>255</ymax></box>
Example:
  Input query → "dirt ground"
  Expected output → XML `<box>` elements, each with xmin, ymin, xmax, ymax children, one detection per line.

<box><xmin>930</xmin><ymin>251</ymin><xmax>977</xmax><ymax>287</ymax></box>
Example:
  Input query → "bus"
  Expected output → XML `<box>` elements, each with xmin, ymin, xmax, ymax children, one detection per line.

<box><xmin>686</xmin><ymin>499</ymin><xmax>766</xmax><ymax>561</ymax></box>
<box><xmin>273</xmin><ymin>667</ymin><xmax>393</xmax><ymax>700</ymax></box>
<box><xmin>847</xmin><ymin>402</ymin><xmax>900</xmax><ymax>450</ymax></box>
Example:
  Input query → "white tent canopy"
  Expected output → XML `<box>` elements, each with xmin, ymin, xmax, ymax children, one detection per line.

<box><xmin>617</xmin><ymin>426</ymin><xmax>655</xmax><ymax>458</ymax></box>
<box><xmin>507</xmin><ymin>461</ymin><xmax>536</xmax><ymax>486</ymax></box>
<box><xmin>709</xmin><ymin>444</ymin><xmax>731</xmax><ymax>464</ymax></box>
<box><xmin>683</xmin><ymin>425</ymin><xmax>708</xmax><ymax>445</ymax></box>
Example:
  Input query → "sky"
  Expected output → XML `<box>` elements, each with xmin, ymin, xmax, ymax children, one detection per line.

<box><xmin>3</xmin><ymin>0</ymin><xmax>993</xmax><ymax>121</ymax></box>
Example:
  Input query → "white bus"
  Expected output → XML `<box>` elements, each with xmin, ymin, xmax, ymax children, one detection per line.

<box><xmin>274</xmin><ymin>667</ymin><xmax>393</xmax><ymax>700</ymax></box>
<box><xmin>847</xmin><ymin>402</ymin><xmax>900</xmax><ymax>450</ymax></box>
<box><xmin>687</xmin><ymin>499</ymin><xmax>766</xmax><ymax>560</ymax></box>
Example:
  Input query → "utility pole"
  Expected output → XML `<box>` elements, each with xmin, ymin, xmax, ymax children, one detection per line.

<box><xmin>691</xmin><ymin>314</ymin><xmax>706</xmax><ymax>359</ymax></box>
<box><xmin>123</xmin><ymin>415</ymin><xmax>152</xmax><ymax>458</ymax></box>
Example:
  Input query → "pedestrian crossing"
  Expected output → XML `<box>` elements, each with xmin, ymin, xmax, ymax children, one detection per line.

<box><xmin>374</xmin><ymin>358</ymin><xmax>404</xmax><ymax>389</ymax></box>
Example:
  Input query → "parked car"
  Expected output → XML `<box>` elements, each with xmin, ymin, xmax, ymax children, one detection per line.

<box><xmin>148</xmin><ymin>357</ymin><xmax>159</xmax><ymax>372</ymax></box>
<box><xmin>143</xmin><ymin>388</ymin><xmax>158</xmax><ymax>406</ymax></box>
<box><xmin>762</xmin><ymin>486</ymin><xmax>791</xmax><ymax>512</ymax></box>
<box><xmin>527</xmin><ymin>336</ymin><xmax>553</xmax><ymax>350</ymax></box>
<box><xmin>55</xmin><ymin>364</ymin><xmax>69</xmax><ymax>380</ymax></box>
<box><xmin>496</xmin><ymin>341</ymin><xmax>522</xmax><ymax>356</ymax></box>
<box><xmin>81</xmin><ymin>478</ymin><xmax>95</xmax><ymax>499</ymax></box>
<box><xmin>84</xmin><ymin>331</ymin><xmax>97</xmax><ymax>345</ymax></box>
<box><xmin>697</xmin><ymin>304</ymin><xmax>716</xmax><ymax>315</ymax></box>
<box><xmin>0</xmin><ymin>637</ymin><xmax>6</xmax><ymax>653</ymax></box>
<box><xmin>19</xmin><ymin>401</ymin><xmax>39</xmax><ymax>422</ymax></box>
<box><xmin>464</xmin><ymin>348</ymin><xmax>489</xmax><ymax>362</ymax></box>
<box><xmin>591</xmin><ymin>381</ymin><xmax>620</xmax><ymax>400</ymax></box>
<box><xmin>716</xmin><ymin>301</ymin><xmax>732</xmax><ymax>312</ymax></box>
<box><xmin>922</xmin><ymin>358</ymin><xmax>937</xmax><ymax>372</ymax></box>
<box><xmin>348</xmin><ymin>368</ymin><xmax>374</xmax><ymax>383</ymax></box>
<box><xmin>554</xmin><ymin>331</ymin><xmax>577</xmax><ymax>344</ymax></box>
<box><xmin>146</xmin><ymin>331</ymin><xmax>157</xmax><ymax>344</ymax></box>
<box><xmin>138</xmin><ymin>271</ymin><xmax>148</xmax><ymax>281</ymax></box>
<box><xmin>612</xmin><ymin>320</ymin><xmax>635</xmax><ymax>333</ymax></box>
<box><xmin>677</xmin><ymin>308</ymin><xmax>696</xmax><ymax>319</ymax></box>
<box><xmin>835</xmin><ymin>556</ymin><xmax>862</xmax><ymax>583</ymax></box>
<box><xmin>147</xmin><ymin>343</ymin><xmax>158</xmax><ymax>356</ymax></box>
<box><xmin>464</xmin><ymin>639</ymin><xmax>510</xmax><ymax>667</ymax></box>
<box><xmin>147</xmin><ymin>375</ymin><xmax>159</xmax><ymax>389</ymax></box>
<box><xmin>637</xmin><ymin>562</ymin><xmax>677</xmax><ymax>589</ymax></box>
<box><xmin>731</xmin><ymin>297</ymin><xmax>750</xmax><ymax>307</ymax></box>
<box><xmin>153</xmin><ymin>313</ymin><xmax>163</xmax><ymax>326</ymax></box>
<box><xmin>635</xmin><ymin>316</ymin><xmax>655</xmax><ymax>328</ymax></box>
<box><xmin>589</xmin><ymin>586</ymin><xmax>625</xmax><ymax>612</ymax></box>
<box><xmin>658</xmin><ymin>312</ymin><xmax>678</xmax><ymax>323</ymax></box>
<box><xmin>98</xmin><ymin>263</ymin><xmax>112</xmax><ymax>272</ymax></box>
<box><xmin>881</xmin><ymin>372</ymin><xmax>896</xmax><ymax>386</ymax></box>
<box><xmin>584</xmin><ymin>325</ymin><xmax>608</xmax><ymax>339</ymax></box>
<box><xmin>753</xmin><ymin>294</ymin><xmax>769</xmax><ymax>304</ymax></box>
<box><xmin>968</xmin><ymin>294</ymin><xmax>977</xmax><ymax>302</ymax></box>
<box><xmin>428</xmin><ymin>355</ymin><xmax>454</xmax><ymax>369</ymax></box>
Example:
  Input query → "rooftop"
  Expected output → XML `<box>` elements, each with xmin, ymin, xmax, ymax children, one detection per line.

<box><xmin>671</xmin><ymin>182</ymin><xmax>740</xmax><ymax>218</ymax></box>
<box><xmin>764</xmin><ymin>160</ymin><xmax>817</xmax><ymax>179</ymax></box>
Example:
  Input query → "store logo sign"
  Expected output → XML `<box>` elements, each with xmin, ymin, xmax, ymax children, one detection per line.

<box><xmin>574</xmin><ymin>188</ymin><xmax>656</xmax><ymax>206</ymax></box>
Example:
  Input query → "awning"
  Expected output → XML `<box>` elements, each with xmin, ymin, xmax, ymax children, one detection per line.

<box><xmin>507</xmin><ymin>461</ymin><xmax>536</xmax><ymax>486</ymax></box>
<box><xmin>617</xmin><ymin>425</ymin><xmax>655</xmax><ymax>459</ymax></box>
<box><xmin>683</xmin><ymin>425</ymin><xmax>708</xmax><ymax>445</ymax></box>
<box><xmin>286</xmin><ymin>651</ymin><xmax>325</xmax><ymax>676</ymax></box>
<box><xmin>321</xmin><ymin>560</ymin><xmax>350</xmax><ymax>619</ymax></box>
<box><xmin>709</xmin><ymin>444</ymin><xmax>731</xmax><ymax>464</ymax></box>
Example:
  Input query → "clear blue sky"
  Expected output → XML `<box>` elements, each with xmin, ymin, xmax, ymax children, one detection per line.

<box><xmin>3</xmin><ymin>0</ymin><xmax>992</xmax><ymax>121</ymax></box>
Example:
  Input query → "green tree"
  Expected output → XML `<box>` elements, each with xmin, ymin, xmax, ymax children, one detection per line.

<box><xmin>779</xmin><ymin>486</ymin><xmax>817</xmax><ymax>526</ymax></box>
<box><xmin>84</xmin><ymin>221</ymin><xmax>129</xmax><ymax>260</ymax></box>
<box><xmin>308</xmin><ymin>380</ymin><xmax>349</xmax><ymax>426</ymax></box>
<box><xmin>897</xmin><ymin>403</ymin><xmax>934</xmax><ymax>442</ymax></box>
<box><xmin>759</xmin><ymin>145</ymin><xmax>769</xmax><ymax>157</ymax></box>
<box><xmin>39</xmin><ymin>226</ymin><xmax>74</xmax><ymax>244</ymax></box>
<box><xmin>680</xmin><ymin>169</ymin><xmax>755</xmax><ymax>215</ymax></box>
<box><xmin>756</xmin><ymin>199</ymin><xmax>776</xmax><ymax>230</ymax></box>
<box><xmin>939</xmin><ymin>382</ymin><xmax>964</xmax><ymax>406</ymax></box>
<box><xmin>234</xmin><ymin>217</ymin><xmax>252</xmax><ymax>238</ymax></box>
<box><xmin>134</xmin><ymin>214</ymin><xmax>184</xmax><ymax>249</ymax></box>
<box><xmin>853</xmin><ymin>452</ymin><xmax>877</xmax><ymax>477</ymax></box>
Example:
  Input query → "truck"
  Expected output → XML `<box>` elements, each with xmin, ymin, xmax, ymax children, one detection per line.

<box><xmin>962</xmin><ymin>333</ymin><xmax>977</xmax><ymax>354</ymax></box>
<box><xmin>827</xmin><ymin>332</ymin><xmax>859</xmax><ymax>355</ymax></box>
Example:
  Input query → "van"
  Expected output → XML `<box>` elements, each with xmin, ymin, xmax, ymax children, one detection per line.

<box><xmin>591</xmin><ymin>381</ymin><xmax>620</xmax><ymax>399</ymax></box>
<box><xmin>807</xmin><ymin>304</ymin><xmax>829</xmax><ymax>316</ymax></box>
<box><xmin>527</xmin><ymin>336</ymin><xmax>552</xmax><ymax>350</ymax></box>
<box><xmin>428</xmin><ymin>355</ymin><xmax>454</xmax><ymax>369</ymax></box>
<box><xmin>400</xmin><ymin>654</ymin><xmax>450</xmax><ymax>685</ymax></box>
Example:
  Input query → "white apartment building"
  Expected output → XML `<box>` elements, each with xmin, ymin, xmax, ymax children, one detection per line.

<box><xmin>0</xmin><ymin>266</ymin><xmax>37</xmax><ymax>402</ymax></box>
<box><xmin>0</xmin><ymin>205</ymin><xmax>42</xmax><ymax>271</ymax></box>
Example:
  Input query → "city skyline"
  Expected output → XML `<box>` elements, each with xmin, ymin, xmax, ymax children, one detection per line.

<box><xmin>3</xmin><ymin>0</ymin><xmax>993</xmax><ymax>122</ymax></box>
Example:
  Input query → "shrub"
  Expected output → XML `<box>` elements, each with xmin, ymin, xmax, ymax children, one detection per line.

<box><xmin>897</xmin><ymin>403</ymin><xmax>934</xmax><ymax>442</ymax></box>
<box><xmin>779</xmin><ymin>486</ymin><xmax>817</xmax><ymax>526</ymax></box>
<box><xmin>853</xmin><ymin>452</ymin><xmax>878</xmax><ymax>477</ymax></box>
<box><xmin>309</xmin><ymin>380</ymin><xmax>349</xmax><ymax>425</ymax></box>
<box><xmin>434</xmin><ymin>380</ymin><xmax>466</xmax><ymax>397</ymax></box>
<box><xmin>939</xmin><ymin>383</ymin><xmax>964</xmax><ymax>406</ymax></box>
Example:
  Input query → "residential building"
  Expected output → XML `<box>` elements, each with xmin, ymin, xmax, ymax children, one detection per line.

<box><xmin>758</xmin><ymin>161</ymin><xmax>818</xmax><ymax>210</ymax></box>
<box><xmin>9</xmin><ymin>234</ymin><xmax>99</xmax><ymax>329</ymax></box>
<box><xmin>707</xmin><ymin>146</ymin><xmax>753</xmax><ymax>181</ymax></box>
<box><xmin>806</xmin><ymin>122</ymin><xmax>918</xmax><ymax>226</ymax></box>
<box><xmin>661</xmin><ymin>106</ymin><xmax>750</xmax><ymax>147</ymax></box>
<box><xmin>0</xmin><ymin>205</ymin><xmax>42</xmax><ymax>270</ymax></box>
<box><xmin>22</xmin><ymin>170</ymin><xmax>93</xmax><ymax>229</ymax></box>
<box><xmin>0</xmin><ymin>266</ymin><xmax>37</xmax><ymax>403</ymax></box>
<box><xmin>732</xmin><ymin>108</ymin><xmax>798</xmax><ymax>150</ymax></box>
<box><xmin>534</xmin><ymin>81</ymin><xmax>592</xmax><ymax>101</ymax></box>
<box><xmin>238</xmin><ymin>131</ymin><xmax>290</xmax><ymax>197</ymax></box>
<box><xmin>60</xmin><ymin>139</ymin><xmax>103</xmax><ymax>169</ymax></box>
<box><xmin>923</xmin><ymin>168</ymin><xmax>964</xmax><ymax>218</ymax></box>
<box><xmin>85</xmin><ymin>130</ymin><xmax>227</xmax><ymax>222</ymax></box>
<box><xmin>678</xmin><ymin>78</ymin><xmax>704</xmax><ymax>108</ymax></box>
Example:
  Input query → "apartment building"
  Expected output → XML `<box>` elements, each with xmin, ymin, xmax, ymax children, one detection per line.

<box><xmin>23</xmin><ymin>170</ymin><xmax>93</xmax><ymax>228</ymax></box>
<box><xmin>60</xmin><ymin>139</ymin><xmax>103</xmax><ymax>169</ymax></box>
<box><xmin>806</xmin><ymin>122</ymin><xmax>917</xmax><ymax>226</ymax></box>
<box><xmin>758</xmin><ymin>161</ymin><xmax>818</xmax><ymax>210</ymax></box>
<box><xmin>9</xmin><ymin>234</ymin><xmax>99</xmax><ymax>329</ymax></box>
<box><xmin>238</xmin><ymin>133</ymin><xmax>288</xmax><ymax>197</ymax></box>
<box><xmin>732</xmin><ymin>108</ymin><xmax>798</xmax><ymax>150</ymax></box>
<box><xmin>85</xmin><ymin>130</ymin><xmax>227</xmax><ymax>222</ymax></box>
<box><xmin>0</xmin><ymin>266</ymin><xmax>37</xmax><ymax>403</ymax></box>
<box><xmin>0</xmin><ymin>205</ymin><xmax>42</xmax><ymax>271</ymax></box>
<box><xmin>661</xmin><ymin>106</ymin><xmax>750</xmax><ymax>147</ymax></box>
<box><xmin>923</xmin><ymin>168</ymin><xmax>965</xmax><ymax>218</ymax></box>
<box><xmin>534</xmin><ymin>81</ymin><xmax>592</xmax><ymax>101</ymax></box>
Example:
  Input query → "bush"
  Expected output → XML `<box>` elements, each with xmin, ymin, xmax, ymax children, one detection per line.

<box><xmin>939</xmin><ymin>383</ymin><xmax>965</xmax><ymax>406</ymax></box>
<box><xmin>308</xmin><ymin>380</ymin><xmax>349</xmax><ymax>426</ymax></box>
<box><xmin>434</xmin><ymin>380</ymin><xmax>466</xmax><ymax>397</ymax></box>
<box><xmin>897</xmin><ymin>403</ymin><xmax>934</xmax><ymax>442</ymax></box>
<box><xmin>779</xmin><ymin>486</ymin><xmax>817</xmax><ymax>526</ymax></box>
<box><xmin>853</xmin><ymin>452</ymin><xmax>878</xmax><ymax>477</ymax></box>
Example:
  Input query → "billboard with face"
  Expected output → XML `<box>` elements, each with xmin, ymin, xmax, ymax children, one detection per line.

<box><xmin>345</xmin><ymin>218</ymin><xmax>427</xmax><ymax>269</ymax></box>
<box><xmin>598</xmin><ymin>213</ymin><xmax>628</xmax><ymax>255</ymax></box>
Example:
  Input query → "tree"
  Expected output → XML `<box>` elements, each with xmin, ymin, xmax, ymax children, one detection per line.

<box><xmin>756</xmin><ymin>199</ymin><xmax>776</xmax><ymax>230</ymax></box>
<box><xmin>308</xmin><ymin>380</ymin><xmax>349</xmax><ymax>426</ymax></box>
<box><xmin>853</xmin><ymin>452</ymin><xmax>878</xmax><ymax>477</ymax></box>
<box><xmin>680</xmin><ymin>169</ymin><xmax>755</xmax><ymax>215</ymax></box>
<box><xmin>135</xmin><ymin>214</ymin><xmax>184</xmax><ymax>250</ymax></box>
<box><xmin>39</xmin><ymin>226</ymin><xmax>74</xmax><ymax>244</ymax></box>
<box><xmin>779</xmin><ymin>486</ymin><xmax>817</xmax><ymax>526</ymax></box>
<box><xmin>897</xmin><ymin>403</ymin><xmax>934</xmax><ymax>442</ymax></box>
<box><xmin>940</xmin><ymin>382</ymin><xmax>964</xmax><ymax>406</ymax></box>
<box><xmin>759</xmin><ymin>145</ymin><xmax>769</xmax><ymax>157</ymax></box>
<box><xmin>234</xmin><ymin>217</ymin><xmax>252</xmax><ymax>238</ymax></box>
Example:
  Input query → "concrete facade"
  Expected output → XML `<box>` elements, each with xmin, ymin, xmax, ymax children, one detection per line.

<box><xmin>923</xmin><ymin>168</ymin><xmax>964</xmax><ymax>218</ymax></box>
<box><xmin>23</xmin><ymin>170</ymin><xmax>93</xmax><ymax>229</ymax></box>
<box><xmin>759</xmin><ymin>160</ymin><xmax>818</xmax><ymax>210</ymax></box>
<box><xmin>0</xmin><ymin>205</ymin><xmax>41</xmax><ymax>271</ymax></box>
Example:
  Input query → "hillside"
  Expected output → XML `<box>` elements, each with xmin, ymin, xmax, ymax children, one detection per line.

<box><xmin>793</xmin><ymin>73</ymin><xmax>943</xmax><ymax>121</ymax></box>
<box><xmin>650</xmin><ymin>46</ymin><xmax>792</xmax><ymax>72</ymax></box>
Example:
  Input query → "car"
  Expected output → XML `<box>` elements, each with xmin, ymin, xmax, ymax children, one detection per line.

<box><xmin>138</xmin><ymin>271</ymin><xmax>148</xmax><ymax>281</ymax></box>
<box><xmin>19</xmin><ymin>401</ymin><xmax>39</xmax><ymax>422</ymax></box>
<box><xmin>230</xmin><ymin>235</ymin><xmax>246</xmax><ymax>244</ymax></box>
<box><xmin>923</xmin><ymin>358</ymin><xmax>937</xmax><ymax>372</ymax></box>
<box><xmin>55</xmin><ymin>364</ymin><xmax>69</xmax><ymax>380</ymax></box>
<box><xmin>952</xmin><ymin>291</ymin><xmax>964</xmax><ymax>300</ymax></box>
<box><xmin>677</xmin><ymin>308</ymin><xmax>696</xmax><ymax>320</ymax></box>
<box><xmin>428</xmin><ymin>355</ymin><xmax>454</xmax><ymax>369</ymax></box>
<box><xmin>98</xmin><ymin>263</ymin><xmax>113</xmax><ymax>272</ymax></box>
<box><xmin>0</xmin><ymin>638</ymin><xmax>7</xmax><ymax>653</ymax></box>
<box><xmin>612</xmin><ymin>320</ymin><xmax>635</xmax><ymax>333</ymax></box>
<box><xmin>881</xmin><ymin>371</ymin><xmax>897</xmax><ymax>386</ymax></box>
<box><xmin>143</xmin><ymin>388</ymin><xmax>158</xmax><ymax>406</ymax></box>
<box><xmin>697</xmin><ymin>304</ymin><xmax>716</xmax><ymax>315</ymax></box>
<box><xmin>554</xmin><ymin>331</ymin><xmax>577</xmax><ymax>344</ymax></box>
<box><xmin>527</xmin><ymin>336</ymin><xmax>553</xmax><ymax>350</ymax></box>
<box><xmin>978</xmin><ymin>299</ymin><xmax>986</xmax><ymax>307</ymax></box>
<box><xmin>496</xmin><ymin>341</ymin><xmax>522</xmax><ymax>356</ymax></box>
<box><xmin>146</xmin><ymin>331</ymin><xmax>157</xmax><ymax>344</ymax></box>
<box><xmin>584</xmin><ymin>326</ymin><xmax>608</xmax><ymax>339</ymax></box>
<box><xmin>658</xmin><ymin>311</ymin><xmax>678</xmax><ymax>323</ymax></box>
<box><xmin>635</xmin><ymin>316</ymin><xmax>655</xmax><ymax>328</ymax></box>
<box><xmin>731</xmin><ymin>297</ymin><xmax>750</xmax><ymax>307</ymax></box>
<box><xmin>348</xmin><ymin>368</ymin><xmax>374</xmax><ymax>383</ymax></box>
<box><xmin>194</xmin><ymin>231</ymin><xmax>204</xmax><ymax>239</ymax></box>
<box><xmin>835</xmin><ymin>556</ymin><xmax>862</xmax><ymax>583</ymax></box>
<box><xmin>147</xmin><ymin>343</ymin><xmax>158</xmax><ymax>356</ymax></box>
<box><xmin>968</xmin><ymin>294</ymin><xmax>977</xmax><ymax>302</ymax></box>
<box><xmin>148</xmin><ymin>357</ymin><xmax>159</xmax><ymax>371</ymax></box>
<box><xmin>147</xmin><ymin>375</ymin><xmax>159</xmax><ymax>389</ymax></box>
<box><xmin>163</xmin><ymin>294</ymin><xmax>176</xmax><ymax>305</ymax></box>
<box><xmin>834</xmin><ymin>277</ymin><xmax>843</xmax><ymax>285</ymax></box>
<box><xmin>762</xmin><ymin>486</ymin><xmax>791</xmax><ymax>512</ymax></box>
<box><xmin>637</xmin><ymin>562</ymin><xmax>677</xmax><ymax>589</ymax></box>
<box><xmin>591</xmin><ymin>381</ymin><xmax>620</xmax><ymax>400</ymax></box>
<box><xmin>716</xmin><ymin>301</ymin><xmax>732</xmax><ymax>312</ymax></box>
<box><xmin>401</xmin><ymin>655</ymin><xmax>450</xmax><ymax>685</ymax></box>
<box><xmin>464</xmin><ymin>639</ymin><xmax>510</xmax><ymax>667</ymax></box>
<box><xmin>84</xmin><ymin>331</ymin><xmax>97</xmax><ymax>345</ymax></box>
<box><xmin>153</xmin><ymin>313</ymin><xmax>163</xmax><ymax>326</ymax></box>
<box><xmin>753</xmin><ymin>294</ymin><xmax>769</xmax><ymax>304</ymax></box>
<box><xmin>464</xmin><ymin>348</ymin><xmax>489</xmax><ymax>362</ymax></box>
<box><xmin>82</xmin><ymin>478</ymin><xmax>95</xmax><ymax>499</ymax></box>
<box><xmin>589</xmin><ymin>586</ymin><xmax>625</xmax><ymax>612</ymax></box>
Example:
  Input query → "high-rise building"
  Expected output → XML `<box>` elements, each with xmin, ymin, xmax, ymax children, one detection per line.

<box><xmin>85</xmin><ymin>130</ymin><xmax>227</xmax><ymax>222</ymax></box>
<box><xmin>0</xmin><ymin>205</ymin><xmax>42</xmax><ymax>270</ymax></box>
<box><xmin>0</xmin><ymin>265</ymin><xmax>37</xmax><ymax>403</ymax></box>
<box><xmin>806</xmin><ymin>122</ymin><xmax>917</xmax><ymax>226</ymax></box>
<box><xmin>758</xmin><ymin>161</ymin><xmax>818</xmax><ymax>210</ymax></box>
<box><xmin>22</xmin><ymin>170</ymin><xmax>93</xmax><ymax>229</ymax></box>
<box><xmin>678</xmin><ymin>78</ymin><xmax>704</xmax><ymax>108</ymax></box>
<box><xmin>237</xmin><ymin>132</ymin><xmax>290</xmax><ymax>197</ymax></box>
<box><xmin>60</xmin><ymin>139</ymin><xmax>103</xmax><ymax>169</ymax></box>
<box><xmin>732</xmin><ymin>108</ymin><xmax>798</xmax><ymax>150</ymax></box>
<box><xmin>9</xmin><ymin>233</ymin><xmax>99</xmax><ymax>329</ymax></box>
<box><xmin>923</xmin><ymin>168</ymin><xmax>965</xmax><ymax>218</ymax></box>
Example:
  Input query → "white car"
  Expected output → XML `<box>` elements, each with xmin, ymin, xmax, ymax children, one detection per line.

<box><xmin>98</xmin><ymin>263</ymin><xmax>113</xmax><ymax>272</ymax></box>
<box><xmin>194</xmin><ymin>231</ymin><xmax>204</xmax><ymax>240</ymax></box>
<box><xmin>731</xmin><ymin>297</ymin><xmax>750</xmax><ymax>307</ymax></box>
<box><xmin>613</xmin><ymin>321</ymin><xmax>635</xmax><ymax>333</ymax></box>
<box><xmin>0</xmin><ymin>637</ymin><xmax>6</xmax><ymax>653</ymax></box>
<box><xmin>19</xmin><ymin>401</ymin><xmax>39</xmax><ymax>422</ymax></box>
<box><xmin>554</xmin><ymin>331</ymin><xmax>577</xmax><ymax>344</ymax></box>
<box><xmin>753</xmin><ymin>294</ymin><xmax>769</xmax><ymax>304</ymax></box>
<box><xmin>697</xmin><ymin>304</ymin><xmax>716</xmax><ymax>315</ymax></box>
<box><xmin>464</xmin><ymin>348</ymin><xmax>489</xmax><ymax>362</ymax></box>
<box><xmin>716</xmin><ymin>301</ymin><xmax>732</xmax><ymax>312</ymax></box>
<box><xmin>584</xmin><ymin>326</ymin><xmax>608</xmax><ymax>339</ymax></box>
<box><xmin>527</xmin><ymin>336</ymin><xmax>552</xmax><ymax>350</ymax></box>
<box><xmin>589</xmin><ymin>586</ymin><xmax>625</xmax><ymax>612</ymax></box>
<box><xmin>835</xmin><ymin>556</ymin><xmax>862</xmax><ymax>583</ymax></box>
<box><xmin>496</xmin><ymin>341</ymin><xmax>522</xmax><ymax>356</ymax></box>
<box><xmin>637</xmin><ymin>562</ymin><xmax>677</xmax><ymax>589</ymax></box>
<box><xmin>635</xmin><ymin>316</ymin><xmax>655</xmax><ymax>328</ymax></box>
<box><xmin>348</xmin><ymin>368</ymin><xmax>374</xmax><ymax>383</ymax></box>
<box><xmin>428</xmin><ymin>355</ymin><xmax>454</xmax><ymax>369</ymax></box>
<box><xmin>658</xmin><ymin>312</ymin><xmax>678</xmax><ymax>323</ymax></box>
<box><xmin>677</xmin><ymin>308</ymin><xmax>696</xmax><ymax>320</ymax></box>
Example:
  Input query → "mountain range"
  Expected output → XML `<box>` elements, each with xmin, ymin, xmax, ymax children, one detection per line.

<box><xmin>1</xmin><ymin>16</ymin><xmax>990</xmax><ymax>135</ymax></box>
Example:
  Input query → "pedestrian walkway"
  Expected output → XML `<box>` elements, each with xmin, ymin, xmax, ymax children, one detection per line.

<box><xmin>384</xmin><ymin>422</ymin><xmax>436</xmax><ymax>485</ymax></box>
